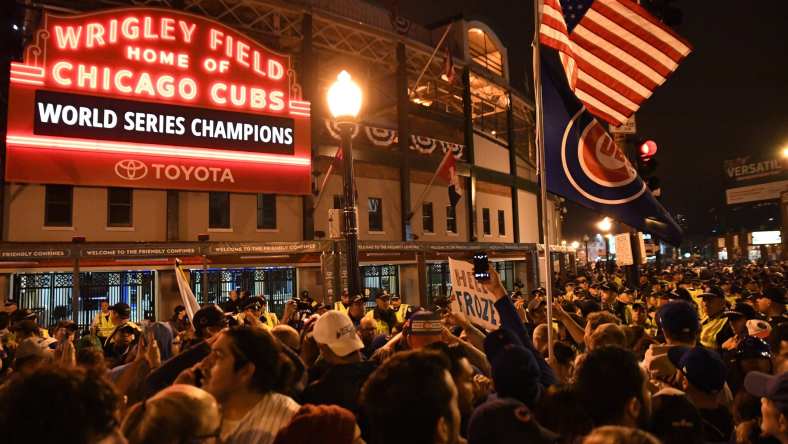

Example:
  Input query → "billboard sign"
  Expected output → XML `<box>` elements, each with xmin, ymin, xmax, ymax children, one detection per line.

<box><xmin>6</xmin><ymin>8</ymin><xmax>311</xmax><ymax>194</ymax></box>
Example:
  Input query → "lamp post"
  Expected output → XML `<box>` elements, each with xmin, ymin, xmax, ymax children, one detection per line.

<box><xmin>582</xmin><ymin>234</ymin><xmax>590</xmax><ymax>268</ymax></box>
<box><xmin>327</xmin><ymin>71</ymin><xmax>363</xmax><ymax>298</ymax></box>
<box><xmin>597</xmin><ymin>217</ymin><xmax>613</xmax><ymax>272</ymax></box>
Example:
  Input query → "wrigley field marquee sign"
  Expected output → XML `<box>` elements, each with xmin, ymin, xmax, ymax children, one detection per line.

<box><xmin>6</xmin><ymin>8</ymin><xmax>311</xmax><ymax>194</ymax></box>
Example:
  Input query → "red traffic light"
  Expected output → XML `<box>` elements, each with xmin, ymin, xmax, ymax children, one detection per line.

<box><xmin>639</xmin><ymin>140</ymin><xmax>657</xmax><ymax>157</ymax></box>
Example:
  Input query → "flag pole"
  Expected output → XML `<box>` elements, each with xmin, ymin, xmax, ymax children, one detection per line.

<box><xmin>407</xmin><ymin>150</ymin><xmax>452</xmax><ymax>222</ymax></box>
<box><xmin>532</xmin><ymin>0</ymin><xmax>555</xmax><ymax>361</ymax></box>
<box><xmin>411</xmin><ymin>23</ymin><xmax>452</xmax><ymax>97</ymax></box>
<box><xmin>313</xmin><ymin>151</ymin><xmax>339</xmax><ymax>209</ymax></box>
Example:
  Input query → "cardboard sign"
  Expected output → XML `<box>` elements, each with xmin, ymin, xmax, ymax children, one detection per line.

<box><xmin>615</xmin><ymin>233</ymin><xmax>633</xmax><ymax>266</ymax></box>
<box><xmin>448</xmin><ymin>258</ymin><xmax>500</xmax><ymax>331</ymax></box>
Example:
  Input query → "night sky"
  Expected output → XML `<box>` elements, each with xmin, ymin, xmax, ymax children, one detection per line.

<box><xmin>378</xmin><ymin>0</ymin><xmax>788</xmax><ymax>241</ymax></box>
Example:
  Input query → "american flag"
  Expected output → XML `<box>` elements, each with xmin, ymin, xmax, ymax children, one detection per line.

<box><xmin>540</xmin><ymin>0</ymin><xmax>692</xmax><ymax>126</ymax></box>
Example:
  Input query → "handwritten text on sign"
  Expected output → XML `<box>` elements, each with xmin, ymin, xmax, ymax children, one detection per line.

<box><xmin>449</xmin><ymin>258</ymin><xmax>500</xmax><ymax>331</ymax></box>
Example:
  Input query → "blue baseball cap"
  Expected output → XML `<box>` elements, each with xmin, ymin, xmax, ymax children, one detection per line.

<box><xmin>668</xmin><ymin>346</ymin><xmax>727</xmax><ymax>394</ymax></box>
<box><xmin>745</xmin><ymin>372</ymin><xmax>788</xmax><ymax>415</ymax></box>
<box><xmin>658</xmin><ymin>301</ymin><xmax>699</xmax><ymax>337</ymax></box>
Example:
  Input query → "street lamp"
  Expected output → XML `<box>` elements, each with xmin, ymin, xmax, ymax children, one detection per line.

<box><xmin>596</xmin><ymin>217</ymin><xmax>613</xmax><ymax>272</ymax></box>
<box><xmin>596</xmin><ymin>217</ymin><xmax>612</xmax><ymax>233</ymax></box>
<box><xmin>327</xmin><ymin>70</ymin><xmax>363</xmax><ymax>298</ymax></box>
<box><xmin>570</xmin><ymin>241</ymin><xmax>580</xmax><ymax>249</ymax></box>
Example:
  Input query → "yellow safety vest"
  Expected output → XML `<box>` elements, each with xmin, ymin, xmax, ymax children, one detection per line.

<box><xmin>334</xmin><ymin>301</ymin><xmax>349</xmax><ymax>314</ymax></box>
<box><xmin>363</xmin><ymin>311</ymin><xmax>391</xmax><ymax>336</ymax></box>
<box><xmin>393</xmin><ymin>304</ymin><xmax>410</xmax><ymax>324</ymax></box>
<box><xmin>260</xmin><ymin>312</ymin><xmax>278</xmax><ymax>329</ymax></box>
<box><xmin>93</xmin><ymin>312</ymin><xmax>116</xmax><ymax>338</ymax></box>
<box><xmin>700</xmin><ymin>315</ymin><xmax>728</xmax><ymax>349</ymax></box>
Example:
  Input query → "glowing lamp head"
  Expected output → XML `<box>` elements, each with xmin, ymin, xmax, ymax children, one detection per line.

<box><xmin>571</xmin><ymin>241</ymin><xmax>580</xmax><ymax>249</ymax></box>
<box><xmin>782</xmin><ymin>147</ymin><xmax>788</xmax><ymax>158</ymax></box>
<box><xmin>327</xmin><ymin>70</ymin><xmax>362</xmax><ymax>121</ymax></box>
<box><xmin>597</xmin><ymin>217</ymin><xmax>612</xmax><ymax>232</ymax></box>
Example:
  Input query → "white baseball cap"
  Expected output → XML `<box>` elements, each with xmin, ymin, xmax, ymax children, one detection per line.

<box><xmin>313</xmin><ymin>310</ymin><xmax>364</xmax><ymax>357</ymax></box>
<box><xmin>747</xmin><ymin>319</ymin><xmax>772</xmax><ymax>339</ymax></box>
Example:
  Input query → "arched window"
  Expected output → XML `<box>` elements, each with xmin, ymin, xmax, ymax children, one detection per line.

<box><xmin>467</xmin><ymin>27</ymin><xmax>504</xmax><ymax>77</ymax></box>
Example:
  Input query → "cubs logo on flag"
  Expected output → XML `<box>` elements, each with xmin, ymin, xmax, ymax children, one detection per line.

<box><xmin>541</xmin><ymin>49</ymin><xmax>681</xmax><ymax>244</ymax></box>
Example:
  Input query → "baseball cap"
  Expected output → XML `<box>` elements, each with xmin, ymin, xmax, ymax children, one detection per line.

<box><xmin>650</xmin><ymin>390</ymin><xmax>702</xmax><ymax>442</ymax></box>
<box><xmin>744</xmin><ymin>371</ymin><xmax>788</xmax><ymax>415</ymax></box>
<box><xmin>667</xmin><ymin>346</ymin><xmax>727</xmax><ymax>394</ymax></box>
<box><xmin>658</xmin><ymin>301</ymin><xmax>700</xmax><ymax>337</ymax></box>
<box><xmin>375</xmin><ymin>293</ymin><xmax>390</xmax><ymax>300</ymax></box>
<box><xmin>746</xmin><ymin>319</ymin><xmax>772</xmax><ymax>339</ymax></box>
<box><xmin>670</xmin><ymin>288</ymin><xmax>692</xmax><ymax>302</ymax></box>
<box><xmin>110</xmin><ymin>302</ymin><xmax>131</xmax><ymax>318</ymax></box>
<box><xmin>408</xmin><ymin>310</ymin><xmax>442</xmax><ymax>336</ymax></box>
<box><xmin>241</xmin><ymin>296</ymin><xmax>264</xmax><ymax>312</ymax></box>
<box><xmin>700</xmin><ymin>291</ymin><xmax>724</xmax><ymax>300</ymax></box>
<box><xmin>192</xmin><ymin>304</ymin><xmax>228</xmax><ymax>330</ymax></box>
<box><xmin>736</xmin><ymin>336</ymin><xmax>772</xmax><ymax>360</ymax></box>
<box><xmin>468</xmin><ymin>398</ymin><xmax>559</xmax><ymax>444</ymax></box>
<box><xmin>761</xmin><ymin>287</ymin><xmax>787</xmax><ymax>305</ymax></box>
<box><xmin>531</xmin><ymin>287</ymin><xmax>546</xmax><ymax>296</ymax></box>
<box><xmin>313</xmin><ymin>311</ymin><xmax>363</xmax><ymax>357</ymax></box>
<box><xmin>390</xmin><ymin>294</ymin><xmax>401</xmax><ymax>301</ymax></box>
<box><xmin>351</xmin><ymin>295</ymin><xmax>366</xmax><ymax>304</ymax></box>
<box><xmin>723</xmin><ymin>302</ymin><xmax>759</xmax><ymax>321</ymax></box>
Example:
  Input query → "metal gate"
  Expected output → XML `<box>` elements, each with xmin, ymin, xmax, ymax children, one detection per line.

<box><xmin>190</xmin><ymin>267</ymin><xmax>295</xmax><ymax>317</ymax></box>
<box><xmin>12</xmin><ymin>271</ymin><xmax>156</xmax><ymax>329</ymax></box>
<box><xmin>361</xmin><ymin>265</ymin><xmax>398</xmax><ymax>309</ymax></box>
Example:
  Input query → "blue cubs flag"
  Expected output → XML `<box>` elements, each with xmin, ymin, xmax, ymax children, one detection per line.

<box><xmin>541</xmin><ymin>49</ymin><xmax>682</xmax><ymax>245</ymax></box>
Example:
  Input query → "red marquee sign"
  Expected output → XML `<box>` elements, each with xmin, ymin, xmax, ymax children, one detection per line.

<box><xmin>6</xmin><ymin>8</ymin><xmax>311</xmax><ymax>194</ymax></box>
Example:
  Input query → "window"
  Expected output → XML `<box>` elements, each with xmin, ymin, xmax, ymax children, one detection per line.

<box><xmin>44</xmin><ymin>185</ymin><xmax>73</xmax><ymax>227</ymax></box>
<box><xmin>13</xmin><ymin>271</ymin><xmax>155</xmax><ymax>329</ymax></box>
<box><xmin>107</xmin><ymin>188</ymin><xmax>132</xmax><ymax>227</ymax></box>
<box><xmin>482</xmin><ymin>208</ymin><xmax>491</xmax><ymax>235</ymax></box>
<box><xmin>498</xmin><ymin>210</ymin><xmax>506</xmax><ymax>236</ymax></box>
<box><xmin>257</xmin><ymin>194</ymin><xmax>276</xmax><ymax>229</ymax></box>
<box><xmin>427</xmin><ymin>263</ymin><xmax>451</xmax><ymax>307</ymax></box>
<box><xmin>209</xmin><ymin>192</ymin><xmax>230</xmax><ymax>229</ymax></box>
<box><xmin>368</xmin><ymin>197</ymin><xmax>383</xmax><ymax>231</ymax></box>
<box><xmin>190</xmin><ymin>267</ymin><xmax>295</xmax><ymax>318</ymax></box>
<box><xmin>494</xmin><ymin>261</ymin><xmax>514</xmax><ymax>292</ymax></box>
<box><xmin>361</xmin><ymin>265</ymin><xmax>399</xmax><ymax>309</ymax></box>
<box><xmin>422</xmin><ymin>202</ymin><xmax>434</xmax><ymax>233</ymax></box>
<box><xmin>468</xmin><ymin>27</ymin><xmax>504</xmax><ymax>76</ymax></box>
<box><xmin>446</xmin><ymin>205</ymin><xmax>457</xmax><ymax>233</ymax></box>
<box><xmin>333</xmin><ymin>195</ymin><xmax>345</xmax><ymax>209</ymax></box>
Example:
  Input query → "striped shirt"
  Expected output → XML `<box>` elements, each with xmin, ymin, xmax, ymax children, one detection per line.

<box><xmin>222</xmin><ymin>392</ymin><xmax>300</xmax><ymax>444</ymax></box>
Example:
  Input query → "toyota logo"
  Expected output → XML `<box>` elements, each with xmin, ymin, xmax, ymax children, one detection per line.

<box><xmin>114</xmin><ymin>159</ymin><xmax>148</xmax><ymax>181</ymax></box>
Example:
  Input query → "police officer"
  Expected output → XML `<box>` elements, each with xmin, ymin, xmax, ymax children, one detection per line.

<box><xmin>333</xmin><ymin>290</ymin><xmax>351</xmax><ymax>314</ymax></box>
<box><xmin>389</xmin><ymin>295</ymin><xmax>412</xmax><ymax>325</ymax></box>
<box><xmin>240</xmin><ymin>296</ymin><xmax>277</xmax><ymax>329</ymax></box>
<box><xmin>364</xmin><ymin>293</ymin><xmax>396</xmax><ymax>336</ymax></box>
<box><xmin>756</xmin><ymin>287</ymin><xmax>788</xmax><ymax>329</ymax></box>
<box><xmin>699</xmin><ymin>290</ymin><xmax>734</xmax><ymax>351</ymax></box>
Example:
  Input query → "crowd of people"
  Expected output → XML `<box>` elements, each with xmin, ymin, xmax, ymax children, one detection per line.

<box><xmin>0</xmin><ymin>259</ymin><xmax>787</xmax><ymax>444</ymax></box>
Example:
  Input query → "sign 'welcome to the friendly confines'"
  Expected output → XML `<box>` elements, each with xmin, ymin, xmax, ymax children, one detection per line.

<box><xmin>6</xmin><ymin>8</ymin><xmax>312</xmax><ymax>194</ymax></box>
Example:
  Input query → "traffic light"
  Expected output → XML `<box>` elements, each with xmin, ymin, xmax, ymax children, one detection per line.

<box><xmin>635</xmin><ymin>139</ymin><xmax>661</xmax><ymax>198</ymax></box>
<box><xmin>639</xmin><ymin>140</ymin><xmax>658</xmax><ymax>158</ymax></box>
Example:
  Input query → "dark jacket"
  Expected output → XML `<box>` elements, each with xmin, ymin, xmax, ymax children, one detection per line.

<box><xmin>301</xmin><ymin>361</ymin><xmax>377</xmax><ymax>415</ymax></box>
<box><xmin>493</xmin><ymin>297</ymin><xmax>558</xmax><ymax>388</ymax></box>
